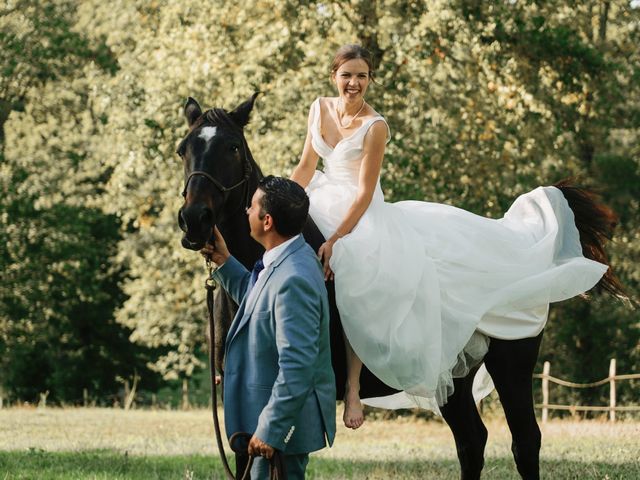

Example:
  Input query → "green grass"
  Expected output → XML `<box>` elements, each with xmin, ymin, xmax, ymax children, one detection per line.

<box><xmin>0</xmin><ymin>408</ymin><xmax>638</xmax><ymax>479</ymax></box>
<box><xmin>0</xmin><ymin>450</ymin><xmax>215</xmax><ymax>479</ymax></box>
<box><xmin>0</xmin><ymin>450</ymin><xmax>638</xmax><ymax>479</ymax></box>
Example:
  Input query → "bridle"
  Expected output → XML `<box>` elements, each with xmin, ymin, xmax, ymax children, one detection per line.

<box><xmin>179</xmin><ymin>108</ymin><xmax>255</xmax><ymax>211</ymax></box>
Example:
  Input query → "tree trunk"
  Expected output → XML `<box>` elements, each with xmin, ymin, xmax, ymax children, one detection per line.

<box><xmin>461</xmin><ymin>0</ymin><xmax>483</xmax><ymax>20</ymax></box>
<box><xmin>338</xmin><ymin>3</ymin><xmax>385</xmax><ymax>69</ymax></box>
<box><xmin>599</xmin><ymin>2</ymin><xmax>610</xmax><ymax>42</ymax></box>
<box><xmin>0</xmin><ymin>99</ymin><xmax>12</xmax><ymax>144</ymax></box>
<box><xmin>587</xmin><ymin>2</ymin><xmax>594</xmax><ymax>42</ymax></box>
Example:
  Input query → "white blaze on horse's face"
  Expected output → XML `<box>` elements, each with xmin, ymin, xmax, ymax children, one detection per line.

<box><xmin>196</xmin><ymin>126</ymin><xmax>218</xmax><ymax>157</ymax></box>
<box><xmin>198</xmin><ymin>126</ymin><xmax>218</xmax><ymax>143</ymax></box>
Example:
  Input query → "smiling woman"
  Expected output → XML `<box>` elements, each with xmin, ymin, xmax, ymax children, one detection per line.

<box><xmin>291</xmin><ymin>44</ymin><xmax>391</xmax><ymax>431</ymax></box>
<box><xmin>288</xmin><ymin>45</ymin><xmax>621</xmax><ymax>480</ymax></box>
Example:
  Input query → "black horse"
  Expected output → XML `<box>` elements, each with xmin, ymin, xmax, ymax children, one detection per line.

<box><xmin>177</xmin><ymin>94</ymin><xmax>623</xmax><ymax>480</ymax></box>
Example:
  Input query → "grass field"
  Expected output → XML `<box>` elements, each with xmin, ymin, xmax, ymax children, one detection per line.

<box><xmin>0</xmin><ymin>407</ymin><xmax>638</xmax><ymax>479</ymax></box>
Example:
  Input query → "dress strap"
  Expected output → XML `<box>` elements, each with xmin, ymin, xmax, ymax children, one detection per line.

<box><xmin>309</xmin><ymin>98</ymin><xmax>331</xmax><ymax>157</ymax></box>
<box><xmin>360</xmin><ymin>116</ymin><xmax>391</xmax><ymax>145</ymax></box>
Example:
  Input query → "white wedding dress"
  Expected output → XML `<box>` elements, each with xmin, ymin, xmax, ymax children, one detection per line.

<box><xmin>305</xmin><ymin>98</ymin><xmax>609</xmax><ymax>410</ymax></box>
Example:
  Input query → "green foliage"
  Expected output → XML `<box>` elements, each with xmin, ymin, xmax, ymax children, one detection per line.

<box><xmin>0</xmin><ymin>0</ymin><xmax>152</xmax><ymax>403</ymax></box>
<box><xmin>0</xmin><ymin>0</ymin><xmax>118</xmax><ymax>138</ymax></box>
<box><xmin>0</xmin><ymin>177</ymin><xmax>160</xmax><ymax>403</ymax></box>
<box><xmin>0</xmin><ymin>0</ymin><xmax>638</xmax><ymax>406</ymax></box>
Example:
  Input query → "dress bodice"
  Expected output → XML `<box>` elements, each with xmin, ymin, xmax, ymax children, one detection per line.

<box><xmin>310</xmin><ymin>98</ymin><xmax>390</xmax><ymax>189</ymax></box>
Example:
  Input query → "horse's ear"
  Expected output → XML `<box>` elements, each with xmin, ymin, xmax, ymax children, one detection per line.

<box><xmin>184</xmin><ymin>97</ymin><xmax>202</xmax><ymax>127</ymax></box>
<box><xmin>229</xmin><ymin>92</ymin><xmax>260</xmax><ymax>129</ymax></box>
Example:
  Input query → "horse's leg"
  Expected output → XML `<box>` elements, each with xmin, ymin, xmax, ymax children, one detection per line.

<box><xmin>484</xmin><ymin>332</ymin><xmax>544</xmax><ymax>480</ymax></box>
<box><xmin>440</xmin><ymin>366</ymin><xmax>487</xmax><ymax>480</ymax></box>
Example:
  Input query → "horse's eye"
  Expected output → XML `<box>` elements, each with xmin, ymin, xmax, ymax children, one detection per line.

<box><xmin>231</xmin><ymin>145</ymin><xmax>239</xmax><ymax>153</ymax></box>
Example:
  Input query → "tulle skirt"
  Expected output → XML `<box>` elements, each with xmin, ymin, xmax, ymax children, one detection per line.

<box><xmin>307</xmin><ymin>171</ymin><xmax>608</xmax><ymax>410</ymax></box>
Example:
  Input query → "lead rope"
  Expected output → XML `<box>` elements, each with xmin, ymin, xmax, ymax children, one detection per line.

<box><xmin>205</xmin><ymin>261</ymin><xmax>287</xmax><ymax>480</ymax></box>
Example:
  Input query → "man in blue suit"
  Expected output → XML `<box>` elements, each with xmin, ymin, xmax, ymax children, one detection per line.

<box><xmin>201</xmin><ymin>176</ymin><xmax>336</xmax><ymax>479</ymax></box>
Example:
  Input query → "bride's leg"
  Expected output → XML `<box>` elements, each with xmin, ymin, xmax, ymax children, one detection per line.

<box><xmin>343</xmin><ymin>334</ymin><xmax>365</xmax><ymax>429</ymax></box>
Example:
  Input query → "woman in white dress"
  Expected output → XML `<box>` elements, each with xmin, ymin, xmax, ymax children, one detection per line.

<box><xmin>290</xmin><ymin>45</ymin><xmax>610</xmax><ymax>430</ymax></box>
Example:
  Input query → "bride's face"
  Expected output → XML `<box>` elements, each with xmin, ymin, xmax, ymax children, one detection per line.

<box><xmin>332</xmin><ymin>58</ymin><xmax>370</xmax><ymax>104</ymax></box>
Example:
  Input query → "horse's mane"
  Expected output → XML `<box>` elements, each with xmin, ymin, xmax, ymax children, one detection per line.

<box><xmin>204</xmin><ymin>108</ymin><xmax>241</xmax><ymax>133</ymax></box>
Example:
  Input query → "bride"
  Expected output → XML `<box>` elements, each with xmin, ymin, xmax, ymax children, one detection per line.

<box><xmin>290</xmin><ymin>44</ymin><xmax>609</xmax><ymax>429</ymax></box>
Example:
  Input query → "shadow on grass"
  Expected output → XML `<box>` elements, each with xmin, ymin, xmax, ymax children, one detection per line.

<box><xmin>0</xmin><ymin>450</ymin><xmax>638</xmax><ymax>479</ymax></box>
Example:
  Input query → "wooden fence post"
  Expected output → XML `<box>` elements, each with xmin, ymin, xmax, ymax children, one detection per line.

<box><xmin>182</xmin><ymin>378</ymin><xmax>190</xmax><ymax>410</ymax></box>
<box><xmin>38</xmin><ymin>390</ymin><xmax>49</xmax><ymax>409</ymax></box>
<box><xmin>83</xmin><ymin>388</ymin><xmax>88</xmax><ymax>407</ymax></box>
<box><xmin>123</xmin><ymin>379</ymin><xmax>130</xmax><ymax>409</ymax></box>
<box><xmin>124</xmin><ymin>373</ymin><xmax>139</xmax><ymax>411</ymax></box>
<box><xmin>542</xmin><ymin>361</ymin><xmax>550</xmax><ymax>423</ymax></box>
<box><xmin>609</xmin><ymin>358</ymin><xmax>616</xmax><ymax>422</ymax></box>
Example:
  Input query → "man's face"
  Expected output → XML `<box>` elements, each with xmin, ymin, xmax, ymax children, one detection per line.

<box><xmin>247</xmin><ymin>189</ymin><xmax>266</xmax><ymax>242</ymax></box>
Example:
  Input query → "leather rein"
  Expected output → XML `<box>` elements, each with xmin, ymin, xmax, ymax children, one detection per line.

<box><xmin>182</xmin><ymin>109</ymin><xmax>286</xmax><ymax>479</ymax></box>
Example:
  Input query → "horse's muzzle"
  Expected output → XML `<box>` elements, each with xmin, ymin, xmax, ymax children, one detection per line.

<box><xmin>181</xmin><ymin>235</ymin><xmax>206</xmax><ymax>251</ymax></box>
<box><xmin>178</xmin><ymin>204</ymin><xmax>215</xmax><ymax>250</ymax></box>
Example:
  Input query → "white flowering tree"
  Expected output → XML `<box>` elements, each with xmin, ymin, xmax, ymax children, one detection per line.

<box><xmin>2</xmin><ymin>0</ymin><xmax>638</xmax><ymax>404</ymax></box>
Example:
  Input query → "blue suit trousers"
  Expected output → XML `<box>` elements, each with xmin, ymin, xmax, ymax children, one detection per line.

<box><xmin>250</xmin><ymin>453</ymin><xmax>309</xmax><ymax>480</ymax></box>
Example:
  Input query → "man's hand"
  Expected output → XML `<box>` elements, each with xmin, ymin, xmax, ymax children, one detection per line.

<box><xmin>248</xmin><ymin>435</ymin><xmax>274</xmax><ymax>459</ymax></box>
<box><xmin>200</xmin><ymin>226</ymin><xmax>231</xmax><ymax>266</ymax></box>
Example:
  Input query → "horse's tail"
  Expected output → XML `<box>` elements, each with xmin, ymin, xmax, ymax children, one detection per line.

<box><xmin>554</xmin><ymin>179</ymin><xmax>627</xmax><ymax>300</ymax></box>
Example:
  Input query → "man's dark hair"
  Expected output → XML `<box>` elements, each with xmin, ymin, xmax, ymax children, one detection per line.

<box><xmin>257</xmin><ymin>175</ymin><xmax>309</xmax><ymax>237</ymax></box>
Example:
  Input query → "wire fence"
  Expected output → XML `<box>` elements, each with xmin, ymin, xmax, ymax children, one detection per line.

<box><xmin>534</xmin><ymin>359</ymin><xmax>640</xmax><ymax>422</ymax></box>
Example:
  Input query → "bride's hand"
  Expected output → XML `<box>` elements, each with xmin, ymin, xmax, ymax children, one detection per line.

<box><xmin>318</xmin><ymin>240</ymin><xmax>335</xmax><ymax>281</ymax></box>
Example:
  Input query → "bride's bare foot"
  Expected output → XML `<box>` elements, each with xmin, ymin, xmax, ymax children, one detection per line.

<box><xmin>343</xmin><ymin>389</ymin><xmax>364</xmax><ymax>429</ymax></box>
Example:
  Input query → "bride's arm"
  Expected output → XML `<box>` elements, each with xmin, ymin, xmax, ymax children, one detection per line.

<box><xmin>318</xmin><ymin>121</ymin><xmax>388</xmax><ymax>279</ymax></box>
<box><xmin>291</xmin><ymin>106</ymin><xmax>319</xmax><ymax>188</ymax></box>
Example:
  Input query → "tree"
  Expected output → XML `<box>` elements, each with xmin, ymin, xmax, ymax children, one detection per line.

<box><xmin>0</xmin><ymin>0</ymin><xmax>159</xmax><ymax>403</ymax></box>
<box><xmin>4</xmin><ymin>0</ymin><xmax>638</xmax><ymax>406</ymax></box>
<box><xmin>0</xmin><ymin>0</ymin><xmax>116</xmax><ymax>140</ymax></box>
<box><xmin>0</xmin><ymin>190</ymin><xmax>160</xmax><ymax>403</ymax></box>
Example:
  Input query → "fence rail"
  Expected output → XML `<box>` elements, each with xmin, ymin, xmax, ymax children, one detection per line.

<box><xmin>533</xmin><ymin>359</ymin><xmax>640</xmax><ymax>422</ymax></box>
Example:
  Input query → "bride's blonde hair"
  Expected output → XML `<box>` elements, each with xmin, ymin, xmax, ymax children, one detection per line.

<box><xmin>330</xmin><ymin>44</ymin><xmax>375</xmax><ymax>80</ymax></box>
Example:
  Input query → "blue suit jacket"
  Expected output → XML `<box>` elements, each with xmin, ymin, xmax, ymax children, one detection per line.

<box><xmin>212</xmin><ymin>235</ymin><xmax>336</xmax><ymax>454</ymax></box>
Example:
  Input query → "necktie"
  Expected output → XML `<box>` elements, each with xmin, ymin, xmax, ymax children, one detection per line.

<box><xmin>249</xmin><ymin>258</ymin><xmax>264</xmax><ymax>288</ymax></box>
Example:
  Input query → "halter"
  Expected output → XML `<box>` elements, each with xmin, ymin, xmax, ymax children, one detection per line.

<box><xmin>180</xmin><ymin>108</ymin><xmax>254</xmax><ymax>210</ymax></box>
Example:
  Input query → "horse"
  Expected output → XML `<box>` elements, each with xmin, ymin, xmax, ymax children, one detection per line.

<box><xmin>177</xmin><ymin>94</ymin><xmax>624</xmax><ymax>480</ymax></box>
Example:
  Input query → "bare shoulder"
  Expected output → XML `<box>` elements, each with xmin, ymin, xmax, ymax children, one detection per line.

<box><xmin>317</xmin><ymin>96</ymin><xmax>338</xmax><ymax>114</ymax></box>
<box><xmin>358</xmin><ymin>103</ymin><xmax>384</xmax><ymax>125</ymax></box>
<box><xmin>363</xmin><ymin>102</ymin><xmax>380</xmax><ymax>118</ymax></box>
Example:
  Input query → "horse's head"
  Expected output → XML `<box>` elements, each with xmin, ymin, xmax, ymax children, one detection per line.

<box><xmin>177</xmin><ymin>93</ymin><xmax>260</xmax><ymax>250</ymax></box>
